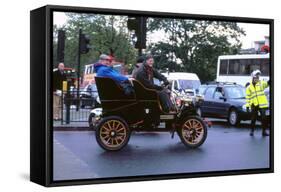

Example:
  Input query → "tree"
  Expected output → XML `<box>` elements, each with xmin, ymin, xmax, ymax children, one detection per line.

<box><xmin>53</xmin><ymin>13</ymin><xmax>137</xmax><ymax>72</ymax></box>
<box><xmin>147</xmin><ymin>18</ymin><xmax>245</xmax><ymax>82</ymax></box>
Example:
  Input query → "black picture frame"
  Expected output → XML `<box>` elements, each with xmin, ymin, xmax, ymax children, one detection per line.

<box><xmin>30</xmin><ymin>4</ymin><xmax>274</xmax><ymax>187</ymax></box>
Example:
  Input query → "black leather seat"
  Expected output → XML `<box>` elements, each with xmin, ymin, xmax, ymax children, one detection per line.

<box><xmin>132</xmin><ymin>79</ymin><xmax>163</xmax><ymax>112</ymax></box>
<box><xmin>95</xmin><ymin>77</ymin><xmax>135</xmax><ymax>101</ymax></box>
<box><xmin>95</xmin><ymin>77</ymin><xmax>136</xmax><ymax>113</ymax></box>
<box><xmin>132</xmin><ymin>80</ymin><xmax>158</xmax><ymax>100</ymax></box>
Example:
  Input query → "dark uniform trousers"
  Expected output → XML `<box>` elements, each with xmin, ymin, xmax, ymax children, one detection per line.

<box><xmin>251</xmin><ymin>105</ymin><xmax>267</xmax><ymax>131</ymax></box>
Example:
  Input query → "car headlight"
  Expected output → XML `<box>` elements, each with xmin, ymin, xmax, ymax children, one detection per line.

<box><xmin>242</xmin><ymin>104</ymin><xmax>247</xmax><ymax>112</ymax></box>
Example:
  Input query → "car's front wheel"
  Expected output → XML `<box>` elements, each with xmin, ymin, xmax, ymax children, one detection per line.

<box><xmin>178</xmin><ymin>116</ymin><xmax>207</xmax><ymax>148</ymax></box>
<box><xmin>228</xmin><ymin>108</ymin><xmax>240</xmax><ymax>126</ymax></box>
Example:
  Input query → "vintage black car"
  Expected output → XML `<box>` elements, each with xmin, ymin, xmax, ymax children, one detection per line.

<box><xmin>94</xmin><ymin>77</ymin><xmax>208</xmax><ymax>151</ymax></box>
<box><xmin>197</xmin><ymin>83</ymin><xmax>251</xmax><ymax>126</ymax></box>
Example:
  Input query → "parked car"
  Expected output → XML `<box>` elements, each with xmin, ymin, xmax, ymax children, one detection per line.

<box><xmin>88</xmin><ymin>107</ymin><xmax>102</xmax><ymax>130</ymax></box>
<box><xmin>80</xmin><ymin>83</ymin><xmax>100</xmax><ymax>108</ymax></box>
<box><xmin>197</xmin><ymin>82</ymin><xmax>252</xmax><ymax>126</ymax></box>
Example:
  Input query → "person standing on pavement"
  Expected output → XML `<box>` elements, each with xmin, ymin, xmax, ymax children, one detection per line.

<box><xmin>135</xmin><ymin>54</ymin><xmax>175</xmax><ymax>113</ymax></box>
<box><xmin>246</xmin><ymin>69</ymin><xmax>269</xmax><ymax>136</ymax></box>
<box><xmin>53</xmin><ymin>62</ymin><xmax>67</xmax><ymax>120</ymax></box>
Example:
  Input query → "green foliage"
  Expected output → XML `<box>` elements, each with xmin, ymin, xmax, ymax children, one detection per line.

<box><xmin>53</xmin><ymin>14</ymin><xmax>245</xmax><ymax>82</ymax></box>
<box><xmin>147</xmin><ymin>18</ymin><xmax>245</xmax><ymax>82</ymax></box>
<box><xmin>53</xmin><ymin>14</ymin><xmax>137</xmax><ymax>73</ymax></box>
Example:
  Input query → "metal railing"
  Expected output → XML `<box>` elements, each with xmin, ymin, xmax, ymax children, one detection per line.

<box><xmin>58</xmin><ymin>90</ymin><xmax>99</xmax><ymax>125</ymax></box>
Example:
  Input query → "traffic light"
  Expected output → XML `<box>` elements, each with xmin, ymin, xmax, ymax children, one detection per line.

<box><xmin>135</xmin><ymin>17</ymin><xmax>147</xmax><ymax>49</ymax></box>
<box><xmin>79</xmin><ymin>33</ymin><xmax>91</xmax><ymax>54</ymax></box>
<box><xmin>127</xmin><ymin>17</ymin><xmax>138</xmax><ymax>31</ymax></box>
<box><xmin>57</xmin><ymin>30</ymin><xmax>65</xmax><ymax>62</ymax></box>
<box><xmin>127</xmin><ymin>17</ymin><xmax>147</xmax><ymax>49</ymax></box>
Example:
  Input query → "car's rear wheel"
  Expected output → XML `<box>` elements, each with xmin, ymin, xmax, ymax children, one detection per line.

<box><xmin>95</xmin><ymin>116</ymin><xmax>130</xmax><ymax>151</ymax></box>
<box><xmin>178</xmin><ymin>116</ymin><xmax>207</xmax><ymax>148</ymax></box>
<box><xmin>228</xmin><ymin>108</ymin><xmax>239</xmax><ymax>126</ymax></box>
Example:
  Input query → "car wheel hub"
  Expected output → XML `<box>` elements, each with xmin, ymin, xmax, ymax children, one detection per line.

<box><xmin>110</xmin><ymin>131</ymin><xmax>116</xmax><ymax>137</ymax></box>
<box><xmin>230</xmin><ymin>112</ymin><xmax>237</xmax><ymax>124</ymax></box>
<box><xmin>100</xmin><ymin>120</ymin><xmax>127</xmax><ymax>148</ymax></box>
<box><xmin>182</xmin><ymin>119</ymin><xmax>204</xmax><ymax>145</ymax></box>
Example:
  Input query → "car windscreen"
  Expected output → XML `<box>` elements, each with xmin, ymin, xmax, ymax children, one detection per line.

<box><xmin>178</xmin><ymin>80</ymin><xmax>201</xmax><ymax>90</ymax></box>
<box><xmin>198</xmin><ymin>85</ymin><xmax>207</xmax><ymax>95</ymax></box>
<box><xmin>204</xmin><ymin>86</ymin><xmax>216</xmax><ymax>99</ymax></box>
<box><xmin>224</xmin><ymin>86</ymin><xmax>246</xmax><ymax>99</ymax></box>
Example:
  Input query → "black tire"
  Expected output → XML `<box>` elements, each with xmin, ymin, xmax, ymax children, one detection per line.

<box><xmin>88</xmin><ymin>113</ymin><xmax>96</xmax><ymax>130</ymax></box>
<box><xmin>228</xmin><ymin>108</ymin><xmax>240</xmax><ymax>126</ymax></box>
<box><xmin>95</xmin><ymin>116</ymin><xmax>130</xmax><ymax>151</ymax></box>
<box><xmin>178</xmin><ymin>116</ymin><xmax>207</xmax><ymax>148</ymax></box>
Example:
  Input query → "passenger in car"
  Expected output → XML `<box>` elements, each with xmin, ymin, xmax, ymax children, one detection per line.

<box><xmin>94</xmin><ymin>54</ymin><xmax>134</xmax><ymax>96</ymax></box>
<box><xmin>135</xmin><ymin>54</ymin><xmax>175</xmax><ymax>113</ymax></box>
<box><xmin>132</xmin><ymin>56</ymin><xmax>144</xmax><ymax>78</ymax></box>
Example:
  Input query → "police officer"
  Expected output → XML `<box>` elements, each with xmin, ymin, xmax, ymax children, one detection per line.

<box><xmin>246</xmin><ymin>70</ymin><xmax>269</xmax><ymax>136</ymax></box>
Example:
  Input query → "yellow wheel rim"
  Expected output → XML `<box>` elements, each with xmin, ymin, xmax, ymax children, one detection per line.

<box><xmin>100</xmin><ymin>120</ymin><xmax>127</xmax><ymax>148</ymax></box>
<box><xmin>182</xmin><ymin>119</ymin><xmax>204</xmax><ymax>145</ymax></box>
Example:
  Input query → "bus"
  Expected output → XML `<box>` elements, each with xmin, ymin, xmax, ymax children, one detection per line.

<box><xmin>216</xmin><ymin>54</ymin><xmax>270</xmax><ymax>86</ymax></box>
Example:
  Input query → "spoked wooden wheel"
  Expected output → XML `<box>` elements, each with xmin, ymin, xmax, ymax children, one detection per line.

<box><xmin>178</xmin><ymin>116</ymin><xmax>207</xmax><ymax>148</ymax></box>
<box><xmin>95</xmin><ymin>116</ymin><xmax>130</xmax><ymax>151</ymax></box>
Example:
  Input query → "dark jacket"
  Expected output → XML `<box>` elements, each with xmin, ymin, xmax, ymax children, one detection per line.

<box><xmin>53</xmin><ymin>69</ymin><xmax>67</xmax><ymax>91</ymax></box>
<box><xmin>135</xmin><ymin>63</ymin><xmax>169</xmax><ymax>91</ymax></box>
<box><xmin>131</xmin><ymin>63</ymin><xmax>143</xmax><ymax>78</ymax></box>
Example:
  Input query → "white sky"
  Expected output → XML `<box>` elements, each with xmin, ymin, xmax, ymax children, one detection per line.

<box><xmin>54</xmin><ymin>12</ymin><xmax>68</xmax><ymax>27</ymax></box>
<box><xmin>53</xmin><ymin>12</ymin><xmax>270</xmax><ymax>49</ymax></box>
<box><xmin>238</xmin><ymin>23</ymin><xmax>269</xmax><ymax>48</ymax></box>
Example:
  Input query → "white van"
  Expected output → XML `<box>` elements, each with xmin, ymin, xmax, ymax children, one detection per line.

<box><xmin>163</xmin><ymin>72</ymin><xmax>201</xmax><ymax>96</ymax></box>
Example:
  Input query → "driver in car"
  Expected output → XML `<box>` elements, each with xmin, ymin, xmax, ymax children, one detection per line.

<box><xmin>135</xmin><ymin>54</ymin><xmax>175</xmax><ymax>113</ymax></box>
<box><xmin>94</xmin><ymin>54</ymin><xmax>134</xmax><ymax>96</ymax></box>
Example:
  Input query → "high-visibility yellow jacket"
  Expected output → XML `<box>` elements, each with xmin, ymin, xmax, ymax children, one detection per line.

<box><xmin>245</xmin><ymin>80</ymin><xmax>269</xmax><ymax>108</ymax></box>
